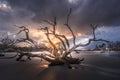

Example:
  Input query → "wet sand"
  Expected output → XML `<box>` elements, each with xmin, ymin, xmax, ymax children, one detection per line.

<box><xmin>0</xmin><ymin>51</ymin><xmax>120</xmax><ymax>80</ymax></box>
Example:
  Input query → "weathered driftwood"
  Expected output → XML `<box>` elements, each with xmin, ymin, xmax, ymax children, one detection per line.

<box><xmin>0</xmin><ymin>8</ymin><xmax>110</xmax><ymax>69</ymax></box>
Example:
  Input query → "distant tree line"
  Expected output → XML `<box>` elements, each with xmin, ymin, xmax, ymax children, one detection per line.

<box><xmin>108</xmin><ymin>41</ymin><xmax>120</xmax><ymax>51</ymax></box>
<box><xmin>94</xmin><ymin>41</ymin><xmax>120</xmax><ymax>51</ymax></box>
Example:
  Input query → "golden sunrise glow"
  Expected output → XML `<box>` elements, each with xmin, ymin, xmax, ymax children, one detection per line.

<box><xmin>29</xmin><ymin>28</ymin><xmax>83</xmax><ymax>47</ymax></box>
<box><xmin>77</xmin><ymin>33</ymin><xmax>82</xmax><ymax>36</ymax></box>
<box><xmin>30</xmin><ymin>29</ymin><xmax>61</xmax><ymax>47</ymax></box>
<box><xmin>67</xmin><ymin>36</ymin><xmax>73</xmax><ymax>39</ymax></box>
<box><xmin>30</xmin><ymin>29</ymin><xmax>46</xmax><ymax>41</ymax></box>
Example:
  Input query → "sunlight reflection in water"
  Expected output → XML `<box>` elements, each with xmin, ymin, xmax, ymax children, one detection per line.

<box><xmin>42</xmin><ymin>64</ymin><xmax>48</xmax><ymax>68</ymax></box>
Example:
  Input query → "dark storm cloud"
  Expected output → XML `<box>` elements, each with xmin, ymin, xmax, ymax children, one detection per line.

<box><xmin>75</xmin><ymin>0</ymin><xmax>120</xmax><ymax>26</ymax></box>
<box><xmin>6</xmin><ymin>0</ymin><xmax>70</xmax><ymax>21</ymax></box>
<box><xmin>3</xmin><ymin>0</ymin><xmax>120</xmax><ymax>34</ymax></box>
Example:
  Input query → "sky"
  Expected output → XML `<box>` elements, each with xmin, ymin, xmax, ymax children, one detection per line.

<box><xmin>0</xmin><ymin>0</ymin><xmax>120</xmax><ymax>41</ymax></box>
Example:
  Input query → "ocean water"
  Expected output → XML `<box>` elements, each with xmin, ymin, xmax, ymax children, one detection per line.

<box><xmin>0</xmin><ymin>51</ymin><xmax>120</xmax><ymax>80</ymax></box>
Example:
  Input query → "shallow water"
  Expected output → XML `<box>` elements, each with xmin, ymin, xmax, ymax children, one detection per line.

<box><xmin>0</xmin><ymin>51</ymin><xmax>120</xmax><ymax>80</ymax></box>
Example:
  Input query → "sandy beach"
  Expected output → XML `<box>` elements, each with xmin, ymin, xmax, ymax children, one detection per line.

<box><xmin>0</xmin><ymin>51</ymin><xmax>120</xmax><ymax>80</ymax></box>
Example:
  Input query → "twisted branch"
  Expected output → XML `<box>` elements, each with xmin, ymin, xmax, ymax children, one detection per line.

<box><xmin>64</xmin><ymin>8</ymin><xmax>76</xmax><ymax>46</ymax></box>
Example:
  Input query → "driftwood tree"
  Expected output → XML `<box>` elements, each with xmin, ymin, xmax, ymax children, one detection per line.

<box><xmin>0</xmin><ymin>26</ymin><xmax>38</xmax><ymax>60</ymax></box>
<box><xmin>35</xmin><ymin>8</ymin><xmax>109</xmax><ymax>67</ymax></box>
<box><xmin>0</xmin><ymin>8</ymin><xmax>109</xmax><ymax>68</ymax></box>
<box><xmin>14</xmin><ymin>25</ymin><xmax>38</xmax><ymax>47</ymax></box>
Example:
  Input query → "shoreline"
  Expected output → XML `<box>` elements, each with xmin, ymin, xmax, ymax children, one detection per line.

<box><xmin>0</xmin><ymin>51</ymin><xmax>120</xmax><ymax>80</ymax></box>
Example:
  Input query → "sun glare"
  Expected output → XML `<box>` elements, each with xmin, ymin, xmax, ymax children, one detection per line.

<box><xmin>30</xmin><ymin>29</ymin><xmax>46</xmax><ymax>41</ymax></box>
<box><xmin>30</xmin><ymin>29</ymin><xmax>61</xmax><ymax>47</ymax></box>
<box><xmin>77</xmin><ymin>33</ymin><xmax>82</xmax><ymax>36</ymax></box>
<box><xmin>30</xmin><ymin>28</ymin><xmax>83</xmax><ymax>48</ymax></box>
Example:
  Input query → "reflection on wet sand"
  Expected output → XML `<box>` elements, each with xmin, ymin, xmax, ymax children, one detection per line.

<box><xmin>0</xmin><ymin>51</ymin><xmax>120</xmax><ymax>80</ymax></box>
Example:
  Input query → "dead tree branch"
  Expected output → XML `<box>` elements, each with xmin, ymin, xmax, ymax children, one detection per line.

<box><xmin>40</xmin><ymin>27</ymin><xmax>58</xmax><ymax>56</ymax></box>
<box><xmin>43</xmin><ymin>17</ymin><xmax>69</xmax><ymax>51</ymax></box>
<box><xmin>69</xmin><ymin>24</ymin><xmax>110</xmax><ymax>53</ymax></box>
<box><xmin>64</xmin><ymin>8</ymin><xmax>76</xmax><ymax>46</ymax></box>
<box><xmin>90</xmin><ymin>24</ymin><xmax>98</xmax><ymax>39</ymax></box>
<box><xmin>15</xmin><ymin>25</ymin><xmax>38</xmax><ymax>47</ymax></box>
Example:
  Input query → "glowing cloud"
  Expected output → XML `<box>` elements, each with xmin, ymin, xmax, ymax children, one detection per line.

<box><xmin>0</xmin><ymin>1</ymin><xmax>11</xmax><ymax>12</ymax></box>
<box><xmin>68</xmin><ymin>0</ymin><xmax>78</xmax><ymax>4</ymax></box>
